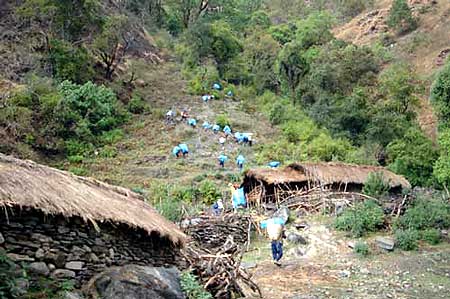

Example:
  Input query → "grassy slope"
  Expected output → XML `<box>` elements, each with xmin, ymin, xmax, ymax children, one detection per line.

<box><xmin>334</xmin><ymin>0</ymin><xmax>450</xmax><ymax>141</ymax></box>
<box><xmin>81</xmin><ymin>61</ymin><xmax>277</xmax><ymax>191</ymax></box>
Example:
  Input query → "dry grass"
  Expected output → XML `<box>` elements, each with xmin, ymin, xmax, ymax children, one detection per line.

<box><xmin>0</xmin><ymin>153</ymin><xmax>186</xmax><ymax>246</ymax></box>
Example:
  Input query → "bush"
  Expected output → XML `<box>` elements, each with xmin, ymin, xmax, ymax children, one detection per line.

<box><xmin>198</xmin><ymin>180</ymin><xmax>221</xmax><ymax>205</ymax></box>
<box><xmin>334</xmin><ymin>200</ymin><xmax>385</xmax><ymax>237</ymax></box>
<box><xmin>396</xmin><ymin>197</ymin><xmax>450</xmax><ymax>230</ymax></box>
<box><xmin>362</xmin><ymin>172</ymin><xmax>390</xmax><ymax>198</ymax></box>
<box><xmin>0</xmin><ymin>250</ymin><xmax>25</xmax><ymax>298</ymax></box>
<box><xmin>100</xmin><ymin>129</ymin><xmax>124</xmax><ymax>145</ymax></box>
<box><xmin>395</xmin><ymin>229</ymin><xmax>419</xmax><ymax>251</ymax></box>
<box><xmin>421</xmin><ymin>229</ymin><xmax>441</xmax><ymax>245</ymax></box>
<box><xmin>180</xmin><ymin>271</ymin><xmax>213</xmax><ymax>299</ymax></box>
<box><xmin>127</xmin><ymin>96</ymin><xmax>149</xmax><ymax>114</ymax></box>
<box><xmin>155</xmin><ymin>197</ymin><xmax>183</xmax><ymax>222</ymax></box>
<box><xmin>215</xmin><ymin>114</ymin><xmax>230</xmax><ymax>128</ymax></box>
<box><xmin>353</xmin><ymin>241</ymin><xmax>370</xmax><ymax>257</ymax></box>
<box><xmin>387</xmin><ymin>0</ymin><xmax>417</xmax><ymax>34</ymax></box>
<box><xmin>68</xmin><ymin>166</ymin><xmax>88</xmax><ymax>176</ymax></box>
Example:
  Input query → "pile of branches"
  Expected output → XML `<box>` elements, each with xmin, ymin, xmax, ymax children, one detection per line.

<box><xmin>183</xmin><ymin>237</ymin><xmax>262</xmax><ymax>299</ymax></box>
<box><xmin>182</xmin><ymin>213</ymin><xmax>251</xmax><ymax>249</ymax></box>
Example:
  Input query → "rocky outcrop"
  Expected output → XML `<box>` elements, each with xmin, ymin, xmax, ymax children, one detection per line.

<box><xmin>0</xmin><ymin>208</ymin><xmax>182</xmax><ymax>288</ymax></box>
<box><xmin>85</xmin><ymin>265</ymin><xmax>185</xmax><ymax>299</ymax></box>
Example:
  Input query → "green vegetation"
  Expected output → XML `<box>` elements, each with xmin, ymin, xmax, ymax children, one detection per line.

<box><xmin>395</xmin><ymin>229</ymin><xmax>419</xmax><ymax>251</ymax></box>
<box><xmin>387</xmin><ymin>0</ymin><xmax>417</xmax><ymax>34</ymax></box>
<box><xmin>334</xmin><ymin>200</ymin><xmax>385</xmax><ymax>237</ymax></box>
<box><xmin>353</xmin><ymin>241</ymin><xmax>370</xmax><ymax>257</ymax></box>
<box><xmin>362</xmin><ymin>172</ymin><xmax>391</xmax><ymax>198</ymax></box>
<box><xmin>180</xmin><ymin>271</ymin><xmax>213</xmax><ymax>299</ymax></box>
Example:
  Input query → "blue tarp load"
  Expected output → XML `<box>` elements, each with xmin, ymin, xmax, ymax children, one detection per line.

<box><xmin>172</xmin><ymin>146</ymin><xmax>181</xmax><ymax>156</ymax></box>
<box><xmin>260</xmin><ymin>217</ymin><xmax>286</xmax><ymax>229</ymax></box>
<box><xmin>179</xmin><ymin>143</ymin><xmax>189</xmax><ymax>153</ymax></box>
<box><xmin>236</xmin><ymin>155</ymin><xmax>245</xmax><ymax>165</ymax></box>
<box><xmin>202</xmin><ymin>121</ymin><xmax>212</xmax><ymax>129</ymax></box>
<box><xmin>232</xmin><ymin>187</ymin><xmax>246</xmax><ymax>208</ymax></box>
<box><xmin>212</xmin><ymin>124</ymin><xmax>220</xmax><ymax>132</ymax></box>
<box><xmin>188</xmin><ymin>119</ymin><xmax>197</xmax><ymax>126</ymax></box>
<box><xmin>268</xmin><ymin>161</ymin><xmax>281</xmax><ymax>168</ymax></box>
<box><xmin>223</xmin><ymin>125</ymin><xmax>231</xmax><ymax>134</ymax></box>
<box><xmin>213</xmin><ymin>83</ymin><xmax>222</xmax><ymax>90</ymax></box>
<box><xmin>218</xmin><ymin>155</ymin><xmax>228</xmax><ymax>163</ymax></box>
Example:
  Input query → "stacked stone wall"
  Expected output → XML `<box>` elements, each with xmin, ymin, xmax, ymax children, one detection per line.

<box><xmin>0</xmin><ymin>208</ymin><xmax>181</xmax><ymax>287</ymax></box>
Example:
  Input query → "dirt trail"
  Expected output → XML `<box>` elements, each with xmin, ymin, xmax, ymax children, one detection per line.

<box><xmin>245</xmin><ymin>221</ymin><xmax>450</xmax><ymax>299</ymax></box>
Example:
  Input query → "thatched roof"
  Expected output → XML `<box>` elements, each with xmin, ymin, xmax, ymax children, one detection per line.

<box><xmin>246</xmin><ymin>162</ymin><xmax>411</xmax><ymax>190</ymax></box>
<box><xmin>0</xmin><ymin>154</ymin><xmax>186</xmax><ymax>246</ymax></box>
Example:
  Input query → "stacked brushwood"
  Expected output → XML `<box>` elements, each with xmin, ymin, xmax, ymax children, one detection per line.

<box><xmin>182</xmin><ymin>214</ymin><xmax>251</xmax><ymax>249</ymax></box>
<box><xmin>183</xmin><ymin>237</ymin><xmax>262</xmax><ymax>299</ymax></box>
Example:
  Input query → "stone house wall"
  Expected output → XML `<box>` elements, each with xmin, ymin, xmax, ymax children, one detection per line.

<box><xmin>0</xmin><ymin>207</ymin><xmax>182</xmax><ymax>287</ymax></box>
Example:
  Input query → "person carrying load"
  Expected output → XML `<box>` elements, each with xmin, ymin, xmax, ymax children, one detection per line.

<box><xmin>178</xmin><ymin>143</ymin><xmax>189</xmax><ymax>157</ymax></box>
<box><xmin>202</xmin><ymin>94</ymin><xmax>212</xmax><ymax>102</ymax></box>
<box><xmin>261</xmin><ymin>217</ymin><xmax>286</xmax><ymax>266</ymax></box>
<box><xmin>242</xmin><ymin>133</ymin><xmax>253</xmax><ymax>146</ymax></box>
<box><xmin>223</xmin><ymin>125</ymin><xmax>232</xmax><ymax>136</ymax></box>
<box><xmin>234</xmin><ymin>132</ymin><xmax>244</xmax><ymax>143</ymax></box>
<box><xmin>172</xmin><ymin>146</ymin><xmax>182</xmax><ymax>158</ymax></box>
<box><xmin>187</xmin><ymin>118</ymin><xmax>197</xmax><ymax>128</ymax></box>
<box><xmin>213</xmin><ymin>83</ymin><xmax>222</xmax><ymax>90</ymax></box>
<box><xmin>202</xmin><ymin>121</ymin><xmax>212</xmax><ymax>130</ymax></box>
<box><xmin>212</xmin><ymin>124</ymin><xmax>220</xmax><ymax>133</ymax></box>
<box><xmin>268</xmin><ymin>161</ymin><xmax>281</xmax><ymax>168</ymax></box>
<box><xmin>181</xmin><ymin>109</ymin><xmax>189</xmax><ymax>121</ymax></box>
<box><xmin>212</xmin><ymin>198</ymin><xmax>224</xmax><ymax>216</ymax></box>
<box><xmin>218</xmin><ymin>154</ymin><xmax>228</xmax><ymax>168</ymax></box>
<box><xmin>232</xmin><ymin>186</ymin><xmax>247</xmax><ymax>211</ymax></box>
<box><xmin>236</xmin><ymin>154</ymin><xmax>245</xmax><ymax>171</ymax></box>
<box><xmin>226</xmin><ymin>90</ymin><xmax>234</xmax><ymax>97</ymax></box>
<box><xmin>166</xmin><ymin>110</ymin><xmax>175</xmax><ymax>123</ymax></box>
<box><xmin>219</xmin><ymin>136</ymin><xmax>226</xmax><ymax>149</ymax></box>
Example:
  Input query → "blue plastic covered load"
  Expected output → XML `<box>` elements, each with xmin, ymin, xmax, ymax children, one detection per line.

<box><xmin>202</xmin><ymin>95</ymin><xmax>212</xmax><ymax>102</ymax></box>
<box><xmin>223</xmin><ymin>125</ymin><xmax>231</xmax><ymax>135</ymax></box>
<box><xmin>227</xmin><ymin>90</ymin><xmax>234</xmax><ymax>97</ymax></box>
<box><xmin>234</xmin><ymin>132</ymin><xmax>244</xmax><ymax>143</ymax></box>
<box><xmin>202</xmin><ymin>121</ymin><xmax>212</xmax><ymax>129</ymax></box>
<box><xmin>232</xmin><ymin>187</ymin><xmax>246</xmax><ymax>208</ymax></box>
<box><xmin>212</xmin><ymin>124</ymin><xmax>220</xmax><ymax>132</ymax></box>
<box><xmin>172</xmin><ymin>146</ymin><xmax>182</xmax><ymax>156</ymax></box>
<box><xmin>268</xmin><ymin>161</ymin><xmax>281</xmax><ymax>168</ymax></box>
<box><xmin>213</xmin><ymin>83</ymin><xmax>222</xmax><ymax>90</ymax></box>
<box><xmin>218</xmin><ymin>154</ymin><xmax>228</xmax><ymax>163</ymax></box>
<box><xmin>179</xmin><ymin>143</ymin><xmax>189</xmax><ymax>154</ymax></box>
<box><xmin>236</xmin><ymin>155</ymin><xmax>245</xmax><ymax>165</ymax></box>
<box><xmin>260</xmin><ymin>217</ymin><xmax>286</xmax><ymax>229</ymax></box>
<box><xmin>187</xmin><ymin>118</ymin><xmax>197</xmax><ymax>126</ymax></box>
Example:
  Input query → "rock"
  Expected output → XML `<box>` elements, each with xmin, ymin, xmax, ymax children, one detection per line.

<box><xmin>89</xmin><ymin>253</ymin><xmax>100</xmax><ymax>263</ymax></box>
<box><xmin>376</xmin><ymin>237</ymin><xmax>395</xmax><ymax>251</ymax></box>
<box><xmin>15</xmin><ymin>278</ymin><xmax>30</xmax><ymax>295</ymax></box>
<box><xmin>29</xmin><ymin>262</ymin><xmax>50</xmax><ymax>276</ymax></box>
<box><xmin>35</xmin><ymin>248</ymin><xmax>45</xmax><ymax>259</ymax></box>
<box><xmin>62</xmin><ymin>291</ymin><xmax>85</xmax><ymax>299</ymax></box>
<box><xmin>348</xmin><ymin>241</ymin><xmax>356</xmax><ymax>249</ymax></box>
<box><xmin>86</xmin><ymin>265</ymin><xmax>185</xmax><ymax>299</ymax></box>
<box><xmin>48</xmin><ymin>263</ymin><xmax>56</xmax><ymax>271</ymax></box>
<box><xmin>287</xmin><ymin>246</ymin><xmax>305</xmax><ymax>258</ymax></box>
<box><xmin>240</xmin><ymin>262</ymin><xmax>257</xmax><ymax>270</ymax></box>
<box><xmin>286</xmin><ymin>232</ymin><xmax>307</xmax><ymax>245</ymax></box>
<box><xmin>0</xmin><ymin>232</ymin><xmax>4</xmax><ymax>244</ymax></box>
<box><xmin>109</xmin><ymin>248</ymin><xmax>115</xmax><ymax>259</ymax></box>
<box><xmin>58</xmin><ymin>227</ymin><xmax>70</xmax><ymax>234</ymax></box>
<box><xmin>7</xmin><ymin>253</ymin><xmax>35</xmax><ymax>262</ymax></box>
<box><xmin>65</xmin><ymin>261</ymin><xmax>84</xmax><ymax>271</ymax></box>
<box><xmin>339</xmin><ymin>270</ymin><xmax>351</xmax><ymax>278</ymax></box>
<box><xmin>273</xmin><ymin>207</ymin><xmax>290</xmax><ymax>224</ymax></box>
<box><xmin>31</xmin><ymin>233</ymin><xmax>52</xmax><ymax>243</ymax></box>
<box><xmin>52</xmin><ymin>269</ymin><xmax>76</xmax><ymax>279</ymax></box>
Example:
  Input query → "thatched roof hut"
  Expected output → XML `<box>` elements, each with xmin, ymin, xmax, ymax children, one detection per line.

<box><xmin>244</xmin><ymin>162</ymin><xmax>411</xmax><ymax>203</ymax></box>
<box><xmin>0</xmin><ymin>153</ymin><xmax>186</xmax><ymax>246</ymax></box>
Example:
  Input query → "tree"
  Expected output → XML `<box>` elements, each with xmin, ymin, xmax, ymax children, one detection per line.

<box><xmin>434</xmin><ymin>129</ymin><xmax>450</xmax><ymax>188</ymax></box>
<box><xmin>243</xmin><ymin>32</ymin><xmax>280</xmax><ymax>93</ymax></box>
<box><xmin>276</xmin><ymin>41</ymin><xmax>310</xmax><ymax>94</ymax></box>
<box><xmin>387</xmin><ymin>0</ymin><xmax>417</xmax><ymax>34</ymax></box>
<box><xmin>93</xmin><ymin>15</ymin><xmax>131</xmax><ymax>80</ymax></box>
<box><xmin>166</xmin><ymin>0</ymin><xmax>209</xmax><ymax>28</ymax></box>
<box><xmin>431</xmin><ymin>60</ymin><xmax>450</xmax><ymax>128</ymax></box>
<box><xmin>387</xmin><ymin>128</ymin><xmax>438</xmax><ymax>187</ymax></box>
<box><xmin>379</xmin><ymin>63</ymin><xmax>420</xmax><ymax>120</ymax></box>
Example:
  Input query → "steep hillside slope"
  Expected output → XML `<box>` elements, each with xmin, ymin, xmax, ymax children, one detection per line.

<box><xmin>334</xmin><ymin>0</ymin><xmax>450</xmax><ymax>140</ymax></box>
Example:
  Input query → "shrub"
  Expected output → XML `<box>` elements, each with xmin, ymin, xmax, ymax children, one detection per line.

<box><xmin>68</xmin><ymin>166</ymin><xmax>88</xmax><ymax>176</ymax></box>
<box><xmin>127</xmin><ymin>96</ymin><xmax>149</xmax><ymax>114</ymax></box>
<box><xmin>421</xmin><ymin>229</ymin><xmax>441</xmax><ymax>245</ymax></box>
<box><xmin>198</xmin><ymin>180</ymin><xmax>221</xmax><ymax>205</ymax></box>
<box><xmin>431</xmin><ymin>60</ymin><xmax>450</xmax><ymax>128</ymax></box>
<box><xmin>362</xmin><ymin>172</ymin><xmax>390</xmax><ymax>198</ymax></box>
<box><xmin>387</xmin><ymin>0</ymin><xmax>417</xmax><ymax>34</ymax></box>
<box><xmin>0</xmin><ymin>250</ymin><xmax>25</xmax><ymax>298</ymax></box>
<box><xmin>395</xmin><ymin>229</ymin><xmax>419</xmax><ymax>251</ymax></box>
<box><xmin>99</xmin><ymin>145</ymin><xmax>117</xmax><ymax>158</ymax></box>
<box><xmin>334</xmin><ymin>200</ymin><xmax>385</xmax><ymax>237</ymax></box>
<box><xmin>396</xmin><ymin>197</ymin><xmax>450</xmax><ymax>230</ymax></box>
<box><xmin>100</xmin><ymin>129</ymin><xmax>124</xmax><ymax>145</ymax></box>
<box><xmin>353</xmin><ymin>241</ymin><xmax>370</xmax><ymax>257</ymax></box>
<box><xmin>180</xmin><ymin>271</ymin><xmax>213</xmax><ymax>299</ymax></box>
<box><xmin>155</xmin><ymin>197</ymin><xmax>183</xmax><ymax>222</ymax></box>
<box><xmin>215</xmin><ymin>114</ymin><xmax>230</xmax><ymax>129</ymax></box>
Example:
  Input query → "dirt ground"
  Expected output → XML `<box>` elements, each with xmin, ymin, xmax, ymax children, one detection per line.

<box><xmin>243</xmin><ymin>218</ymin><xmax>450</xmax><ymax>299</ymax></box>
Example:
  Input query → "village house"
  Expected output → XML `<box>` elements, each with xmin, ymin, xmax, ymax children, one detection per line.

<box><xmin>243</xmin><ymin>162</ymin><xmax>411</xmax><ymax>207</ymax></box>
<box><xmin>0</xmin><ymin>153</ymin><xmax>186</xmax><ymax>286</ymax></box>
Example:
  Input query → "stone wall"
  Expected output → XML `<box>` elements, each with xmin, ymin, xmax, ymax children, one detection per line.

<box><xmin>0</xmin><ymin>207</ymin><xmax>182</xmax><ymax>287</ymax></box>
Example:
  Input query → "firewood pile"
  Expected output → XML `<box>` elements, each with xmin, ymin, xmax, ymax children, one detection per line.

<box><xmin>182</xmin><ymin>213</ymin><xmax>252</xmax><ymax>249</ymax></box>
<box><xmin>183</xmin><ymin>237</ymin><xmax>262</xmax><ymax>299</ymax></box>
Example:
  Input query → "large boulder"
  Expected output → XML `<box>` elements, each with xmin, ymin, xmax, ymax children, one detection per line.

<box><xmin>273</xmin><ymin>207</ymin><xmax>290</xmax><ymax>224</ymax></box>
<box><xmin>85</xmin><ymin>265</ymin><xmax>185</xmax><ymax>299</ymax></box>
